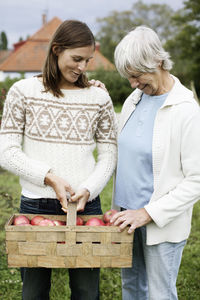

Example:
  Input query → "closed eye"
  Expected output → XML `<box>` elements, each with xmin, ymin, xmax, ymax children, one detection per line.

<box><xmin>131</xmin><ymin>73</ymin><xmax>142</xmax><ymax>79</ymax></box>
<box><xmin>73</xmin><ymin>56</ymin><xmax>93</xmax><ymax>64</ymax></box>
<box><xmin>73</xmin><ymin>57</ymin><xmax>82</xmax><ymax>62</ymax></box>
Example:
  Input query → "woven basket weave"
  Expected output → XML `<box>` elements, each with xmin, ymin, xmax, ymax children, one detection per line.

<box><xmin>5</xmin><ymin>203</ymin><xmax>133</xmax><ymax>268</ymax></box>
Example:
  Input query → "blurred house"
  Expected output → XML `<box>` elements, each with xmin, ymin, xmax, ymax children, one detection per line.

<box><xmin>0</xmin><ymin>50</ymin><xmax>12</xmax><ymax>64</ymax></box>
<box><xmin>0</xmin><ymin>16</ymin><xmax>115</xmax><ymax>81</ymax></box>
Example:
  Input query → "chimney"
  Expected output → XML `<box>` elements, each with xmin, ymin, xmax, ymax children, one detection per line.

<box><xmin>13</xmin><ymin>41</ymin><xmax>26</xmax><ymax>51</ymax></box>
<box><xmin>95</xmin><ymin>42</ymin><xmax>100</xmax><ymax>51</ymax></box>
<box><xmin>42</xmin><ymin>13</ymin><xmax>47</xmax><ymax>25</ymax></box>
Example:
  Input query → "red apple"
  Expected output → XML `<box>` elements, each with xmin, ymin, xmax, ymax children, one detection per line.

<box><xmin>105</xmin><ymin>222</ymin><xmax>112</xmax><ymax>226</ymax></box>
<box><xmin>16</xmin><ymin>223</ymin><xmax>31</xmax><ymax>226</ymax></box>
<box><xmin>76</xmin><ymin>216</ymin><xmax>84</xmax><ymax>226</ymax></box>
<box><xmin>13</xmin><ymin>215</ymin><xmax>30</xmax><ymax>225</ymax></box>
<box><xmin>54</xmin><ymin>220</ymin><xmax>66</xmax><ymax>226</ymax></box>
<box><xmin>85</xmin><ymin>217</ymin><xmax>105</xmax><ymax>226</ymax></box>
<box><xmin>31</xmin><ymin>215</ymin><xmax>45</xmax><ymax>225</ymax></box>
<box><xmin>103</xmin><ymin>209</ymin><xmax>118</xmax><ymax>223</ymax></box>
<box><xmin>38</xmin><ymin>219</ymin><xmax>55</xmax><ymax>226</ymax></box>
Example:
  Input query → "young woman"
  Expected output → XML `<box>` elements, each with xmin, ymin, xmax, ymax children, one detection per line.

<box><xmin>0</xmin><ymin>20</ymin><xmax>117</xmax><ymax>300</ymax></box>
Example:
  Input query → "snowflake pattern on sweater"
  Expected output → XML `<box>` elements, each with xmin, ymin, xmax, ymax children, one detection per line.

<box><xmin>2</xmin><ymin>85</ymin><xmax>116</xmax><ymax>145</ymax></box>
<box><xmin>0</xmin><ymin>77</ymin><xmax>117</xmax><ymax>200</ymax></box>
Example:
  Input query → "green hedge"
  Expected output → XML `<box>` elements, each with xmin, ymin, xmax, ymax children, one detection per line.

<box><xmin>0</xmin><ymin>76</ymin><xmax>24</xmax><ymax>121</ymax></box>
<box><xmin>88</xmin><ymin>69</ymin><xmax>132</xmax><ymax>105</ymax></box>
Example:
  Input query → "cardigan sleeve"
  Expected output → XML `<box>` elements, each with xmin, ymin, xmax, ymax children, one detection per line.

<box><xmin>78</xmin><ymin>94</ymin><xmax>117</xmax><ymax>201</ymax></box>
<box><xmin>0</xmin><ymin>83</ymin><xmax>51</xmax><ymax>186</ymax></box>
<box><xmin>145</xmin><ymin>105</ymin><xmax>200</xmax><ymax>228</ymax></box>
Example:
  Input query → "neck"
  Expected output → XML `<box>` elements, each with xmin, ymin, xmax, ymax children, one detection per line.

<box><xmin>158</xmin><ymin>71</ymin><xmax>174</xmax><ymax>94</ymax></box>
<box><xmin>59</xmin><ymin>77</ymin><xmax>81</xmax><ymax>90</ymax></box>
<box><xmin>59</xmin><ymin>82</ymin><xmax>76</xmax><ymax>90</ymax></box>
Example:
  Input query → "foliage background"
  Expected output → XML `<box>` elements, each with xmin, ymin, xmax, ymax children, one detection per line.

<box><xmin>88</xmin><ymin>69</ymin><xmax>132</xmax><ymax>106</ymax></box>
<box><xmin>0</xmin><ymin>75</ymin><xmax>24</xmax><ymax>121</ymax></box>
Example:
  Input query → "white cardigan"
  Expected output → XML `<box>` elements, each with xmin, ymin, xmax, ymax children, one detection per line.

<box><xmin>116</xmin><ymin>75</ymin><xmax>200</xmax><ymax>245</ymax></box>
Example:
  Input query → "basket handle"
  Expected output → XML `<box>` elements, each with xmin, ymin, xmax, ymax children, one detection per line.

<box><xmin>66</xmin><ymin>202</ymin><xmax>77</xmax><ymax>225</ymax></box>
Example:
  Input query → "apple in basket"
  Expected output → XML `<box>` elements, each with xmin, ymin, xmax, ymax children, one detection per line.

<box><xmin>13</xmin><ymin>215</ymin><xmax>30</xmax><ymax>225</ymax></box>
<box><xmin>85</xmin><ymin>217</ymin><xmax>105</xmax><ymax>226</ymax></box>
<box><xmin>103</xmin><ymin>209</ymin><xmax>118</xmax><ymax>223</ymax></box>
<box><xmin>31</xmin><ymin>215</ymin><xmax>45</xmax><ymax>225</ymax></box>
<box><xmin>105</xmin><ymin>222</ymin><xmax>112</xmax><ymax>226</ymax></box>
<box><xmin>76</xmin><ymin>216</ymin><xmax>84</xmax><ymax>226</ymax></box>
<box><xmin>54</xmin><ymin>220</ymin><xmax>66</xmax><ymax>226</ymax></box>
<box><xmin>38</xmin><ymin>219</ymin><xmax>55</xmax><ymax>226</ymax></box>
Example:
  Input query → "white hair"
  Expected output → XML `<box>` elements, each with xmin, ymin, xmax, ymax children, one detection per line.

<box><xmin>114</xmin><ymin>26</ymin><xmax>173</xmax><ymax>78</ymax></box>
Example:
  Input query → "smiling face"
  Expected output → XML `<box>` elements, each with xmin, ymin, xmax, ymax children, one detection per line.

<box><xmin>128</xmin><ymin>69</ymin><xmax>165</xmax><ymax>96</ymax></box>
<box><xmin>57</xmin><ymin>45</ymin><xmax>94</xmax><ymax>89</ymax></box>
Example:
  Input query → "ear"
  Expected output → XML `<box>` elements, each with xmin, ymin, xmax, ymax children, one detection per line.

<box><xmin>52</xmin><ymin>45</ymin><xmax>58</xmax><ymax>55</ymax></box>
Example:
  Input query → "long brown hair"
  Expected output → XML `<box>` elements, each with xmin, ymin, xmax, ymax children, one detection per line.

<box><xmin>41</xmin><ymin>20</ymin><xmax>95</xmax><ymax>97</ymax></box>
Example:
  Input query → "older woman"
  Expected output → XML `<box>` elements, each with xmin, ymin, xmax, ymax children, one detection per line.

<box><xmin>110</xmin><ymin>26</ymin><xmax>200</xmax><ymax>300</ymax></box>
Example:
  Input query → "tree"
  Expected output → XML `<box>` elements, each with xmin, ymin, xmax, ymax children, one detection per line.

<box><xmin>96</xmin><ymin>0</ymin><xmax>176</xmax><ymax>62</ymax></box>
<box><xmin>96</xmin><ymin>10</ymin><xmax>133</xmax><ymax>62</ymax></box>
<box><xmin>165</xmin><ymin>0</ymin><xmax>200</xmax><ymax>96</ymax></box>
<box><xmin>0</xmin><ymin>31</ymin><xmax>8</xmax><ymax>50</ymax></box>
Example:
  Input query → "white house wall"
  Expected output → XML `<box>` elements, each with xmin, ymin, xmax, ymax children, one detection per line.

<box><xmin>0</xmin><ymin>71</ymin><xmax>40</xmax><ymax>81</ymax></box>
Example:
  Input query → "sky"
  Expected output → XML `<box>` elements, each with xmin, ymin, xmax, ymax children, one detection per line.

<box><xmin>0</xmin><ymin>0</ymin><xmax>185</xmax><ymax>49</ymax></box>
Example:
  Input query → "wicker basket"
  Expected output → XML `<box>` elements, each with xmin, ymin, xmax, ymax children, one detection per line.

<box><xmin>5</xmin><ymin>203</ymin><xmax>133</xmax><ymax>268</ymax></box>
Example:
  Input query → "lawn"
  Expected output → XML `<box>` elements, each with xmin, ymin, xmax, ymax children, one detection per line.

<box><xmin>0</xmin><ymin>168</ymin><xmax>199</xmax><ymax>299</ymax></box>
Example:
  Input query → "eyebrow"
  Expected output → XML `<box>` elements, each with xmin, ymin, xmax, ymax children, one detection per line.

<box><xmin>130</xmin><ymin>72</ymin><xmax>142</xmax><ymax>78</ymax></box>
<box><xmin>72</xmin><ymin>55</ymin><xmax>93</xmax><ymax>59</ymax></box>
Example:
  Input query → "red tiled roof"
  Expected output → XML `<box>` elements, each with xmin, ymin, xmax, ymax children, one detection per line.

<box><xmin>0</xmin><ymin>17</ymin><xmax>115</xmax><ymax>72</ymax></box>
<box><xmin>0</xmin><ymin>50</ymin><xmax>12</xmax><ymax>64</ymax></box>
<box><xmin>31</xmin><ymin>17</ymin><xmax>62</xmax><ymax>41</ymax></box>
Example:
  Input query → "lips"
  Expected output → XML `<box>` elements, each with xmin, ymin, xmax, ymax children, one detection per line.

<box><xmin>72</xmin><ymin>71</ymin><xmax>81</xmax><ymax>77</ymax></box>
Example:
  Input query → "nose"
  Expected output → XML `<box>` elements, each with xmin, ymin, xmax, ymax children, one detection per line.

<box><xmin>128</xmin><ymin>77</ymin><xmax>139</xmax><ymax>89</ymax></box>
<box><xmin>78</xmin><ymin>61</ymin><xmax>87</xmax><ymax>72</ymax></box>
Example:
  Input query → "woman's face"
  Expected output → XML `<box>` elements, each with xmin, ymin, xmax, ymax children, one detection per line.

<box><xmin>128</xmin><ymin>68</ymin><xmax>166</xmax><ymax>96</ymax></box>
<box><xmin>57</xmin><ymin>45</ymin><xmax>94</xmax><ymax>89</ymax></box>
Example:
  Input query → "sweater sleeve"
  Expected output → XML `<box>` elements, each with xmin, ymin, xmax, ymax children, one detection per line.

<box><xmin>0</xmin><ymin>83</ymin><xmax>51</xmax><ymax>186</ymax></box>
<box><xmin>145</xmin><ymin>107</ymin><xmax>200</xmax><ymax>228</ymax></box>
<box><xmin>78</xmin><ymin>94</ymin><xmax>117</xmax><ymax>201</ymax></box>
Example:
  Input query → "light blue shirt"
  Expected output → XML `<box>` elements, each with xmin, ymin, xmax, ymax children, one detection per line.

<box><xmin>114</xmin><ymin>92</ymin><xmax>168</xmax><ymax>209</ymax></box>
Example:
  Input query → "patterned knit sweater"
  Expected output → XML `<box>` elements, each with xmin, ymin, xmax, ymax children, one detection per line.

<box><xmin>0</xmin><ymin>77</ymin><xmax>117</xmax><ymax>201</ymax></box>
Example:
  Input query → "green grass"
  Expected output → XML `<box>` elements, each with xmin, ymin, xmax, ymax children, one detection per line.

<box><xmin>0</xmin><ymin>169</ymin><xmax>200</xmax><ymax>299</ymax></box>
<box><xmin>114</xmin><ymin>103</ymin><xmax>122</xmax><ymax>113</ymax></box>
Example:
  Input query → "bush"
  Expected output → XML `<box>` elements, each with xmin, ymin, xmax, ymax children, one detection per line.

<box><xmin>88</xmin><ymin>69</ymin><xmax>132</xmax><ymax>105</ymax></box>
<box><xmin>0</xmin><ymin>75</ymin><xmax>24</xmax><ymax>121</ymax></box>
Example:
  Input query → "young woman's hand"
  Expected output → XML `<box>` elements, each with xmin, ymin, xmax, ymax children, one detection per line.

<box><xmin>89</xmin><ymin>79</ymin><xmax>108</xmax><ymax>93</ymax></box>
<box><xmin>70</xmin><ymin>188</ymin><xmax>90</xmax><ymax>212</ymax></box>
<box><xmin>44</xmin><ymin>172</ymin><xmax>75</xmax><ymax>212</ymax></box>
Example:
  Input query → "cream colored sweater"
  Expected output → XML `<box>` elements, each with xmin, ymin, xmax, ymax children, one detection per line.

<box><xmin>0</xmin><ymin>77</ymin><xmax>117</xmax><ymax>201</ymax></box>
<box><xmin>115</xmin><ymin>75</ymin><xmax>200</xmax><ymax>245</ymax></box>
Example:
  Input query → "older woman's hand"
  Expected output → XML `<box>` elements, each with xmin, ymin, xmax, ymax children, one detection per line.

<box><xmin>110</xmin><ymin>208</ymin><xmax>152</xmax><ymax>234</ymax></box>
<box><xmin>89</xmin><ymin>79</ymin><xmax>108</xmax><ymax>93</ymax></box>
